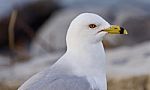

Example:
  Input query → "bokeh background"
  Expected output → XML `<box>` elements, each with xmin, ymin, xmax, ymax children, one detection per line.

<box><xmin>0</xmin><ymin>0</ymin><xmax>150</xmax><ymax>90</ymax></box>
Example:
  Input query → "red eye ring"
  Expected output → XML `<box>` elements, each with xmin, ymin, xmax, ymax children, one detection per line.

<box><xmin>89</xmin><ymin>24</ymin><xmax>97</xmax><ymax>28</ymax></box>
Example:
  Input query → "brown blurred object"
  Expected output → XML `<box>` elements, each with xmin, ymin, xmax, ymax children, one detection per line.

<box><xmin>8</xmin><ymin>10</ymin><xmax>17</xmax><ymax>51</ymax></box>
<box><xmin>108</xmin><ymin>75</ymin><xmax>150</xmax><ymax>90</ymax></box>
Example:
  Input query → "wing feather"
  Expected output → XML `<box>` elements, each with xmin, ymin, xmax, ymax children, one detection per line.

<box><xmin>18</xmin><ymin>69</ymin><xmax>91</xmax><ymax>90</ymax></box>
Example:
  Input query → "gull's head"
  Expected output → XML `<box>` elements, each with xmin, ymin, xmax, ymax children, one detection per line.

<box><xmin>66</xmin><ymin>13</ymin><xmax>127</xmax><ymax>47</ymax></box>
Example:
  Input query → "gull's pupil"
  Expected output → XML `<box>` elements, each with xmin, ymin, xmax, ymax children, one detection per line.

<box><xmin>89</xmin><ymin>24</ymin><xmax>97</xmax><ymax>28</ymax></box>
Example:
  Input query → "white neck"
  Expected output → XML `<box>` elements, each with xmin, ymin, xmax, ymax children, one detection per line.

<box><xmin>61</xmin><ymin>42</ymin><xmax>107</xmax><ymax>90</ymax></box>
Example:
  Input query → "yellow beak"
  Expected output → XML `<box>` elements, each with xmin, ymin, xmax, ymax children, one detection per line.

<box><xmin>103</xmin><ymin>25</ymin><xmax>128</xmax><ymax>34</ymax></box>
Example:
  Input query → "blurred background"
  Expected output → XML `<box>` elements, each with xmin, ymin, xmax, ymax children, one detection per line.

<box><xmin>0</xmin><ymin>0</ymin><xmax>150</xmax><ymax>90</ymax></box>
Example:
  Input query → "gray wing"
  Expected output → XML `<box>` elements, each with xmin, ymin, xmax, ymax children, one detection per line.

<box><xmin>18</xmin><ymin>69</ymin><xmax>92</xmax><ymax>90</ymax></box>
<box><xmin>44</xmin><ymin>75</ymin><xmax>91</xmax><ymax>90</ymax></box>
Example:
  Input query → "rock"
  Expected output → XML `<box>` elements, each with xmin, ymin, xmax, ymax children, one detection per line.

<box><xmin>0</xmin><ymin>0</ymin><xmax>38</xmax><ymax>19</ymax></box>
<box><xmin>114</xmin><ymin>4</ymin><xmax>150</xmax><ymax>45</ymax></box>
<box><xmin>0</xmin><ymin>0</ymin><xmax>60</xmax><ymax>53</ymax></box>
<box><xmin>107</xmin><ymin>42</ymin><xmax>150</xmax><ymax>76</ymax></box>
<box><xmin>0</xmin><ymin>52</ymin><xmax>63</xmax><ymax>90</ymax></box>
<box><xmin>0</xmin><ymin>55</ymin><xmax>10</xmax><ymax>66</ymax></box>
<box><xmin>107</xmin><ymin>42</ymin><xmax>150</xmax><ymax>90</ymax></box>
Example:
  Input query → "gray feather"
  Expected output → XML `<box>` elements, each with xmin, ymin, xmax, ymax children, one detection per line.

<box><xmin>18</xmin><ymin>67</ymin><xmax>92</xmax><ymax>90</ymax></box>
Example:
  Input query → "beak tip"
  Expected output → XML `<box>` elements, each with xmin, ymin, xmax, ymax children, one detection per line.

<box><xmin>124</xmin><ymin>30</ymin><xmax>128</xmax><ymax>34</ymax></box>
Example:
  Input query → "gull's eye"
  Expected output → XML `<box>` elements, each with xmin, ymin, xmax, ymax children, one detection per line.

<box><xmin>89</xmin><ymin>24</ymin><xmax>97</xmax><ymax>29</ymax></box>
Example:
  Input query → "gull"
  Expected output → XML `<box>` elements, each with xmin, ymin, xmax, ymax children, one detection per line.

<box><xmin>18</xmin><ymin>13</ymin><xmax>127</xmax><ymax>90</ymax></box>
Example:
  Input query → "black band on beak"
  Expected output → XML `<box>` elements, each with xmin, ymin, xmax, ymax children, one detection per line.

<box><xmin>120</xmin><ymin>27</ymin><xmax>124</xmax><ymax>34</ymax></box>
